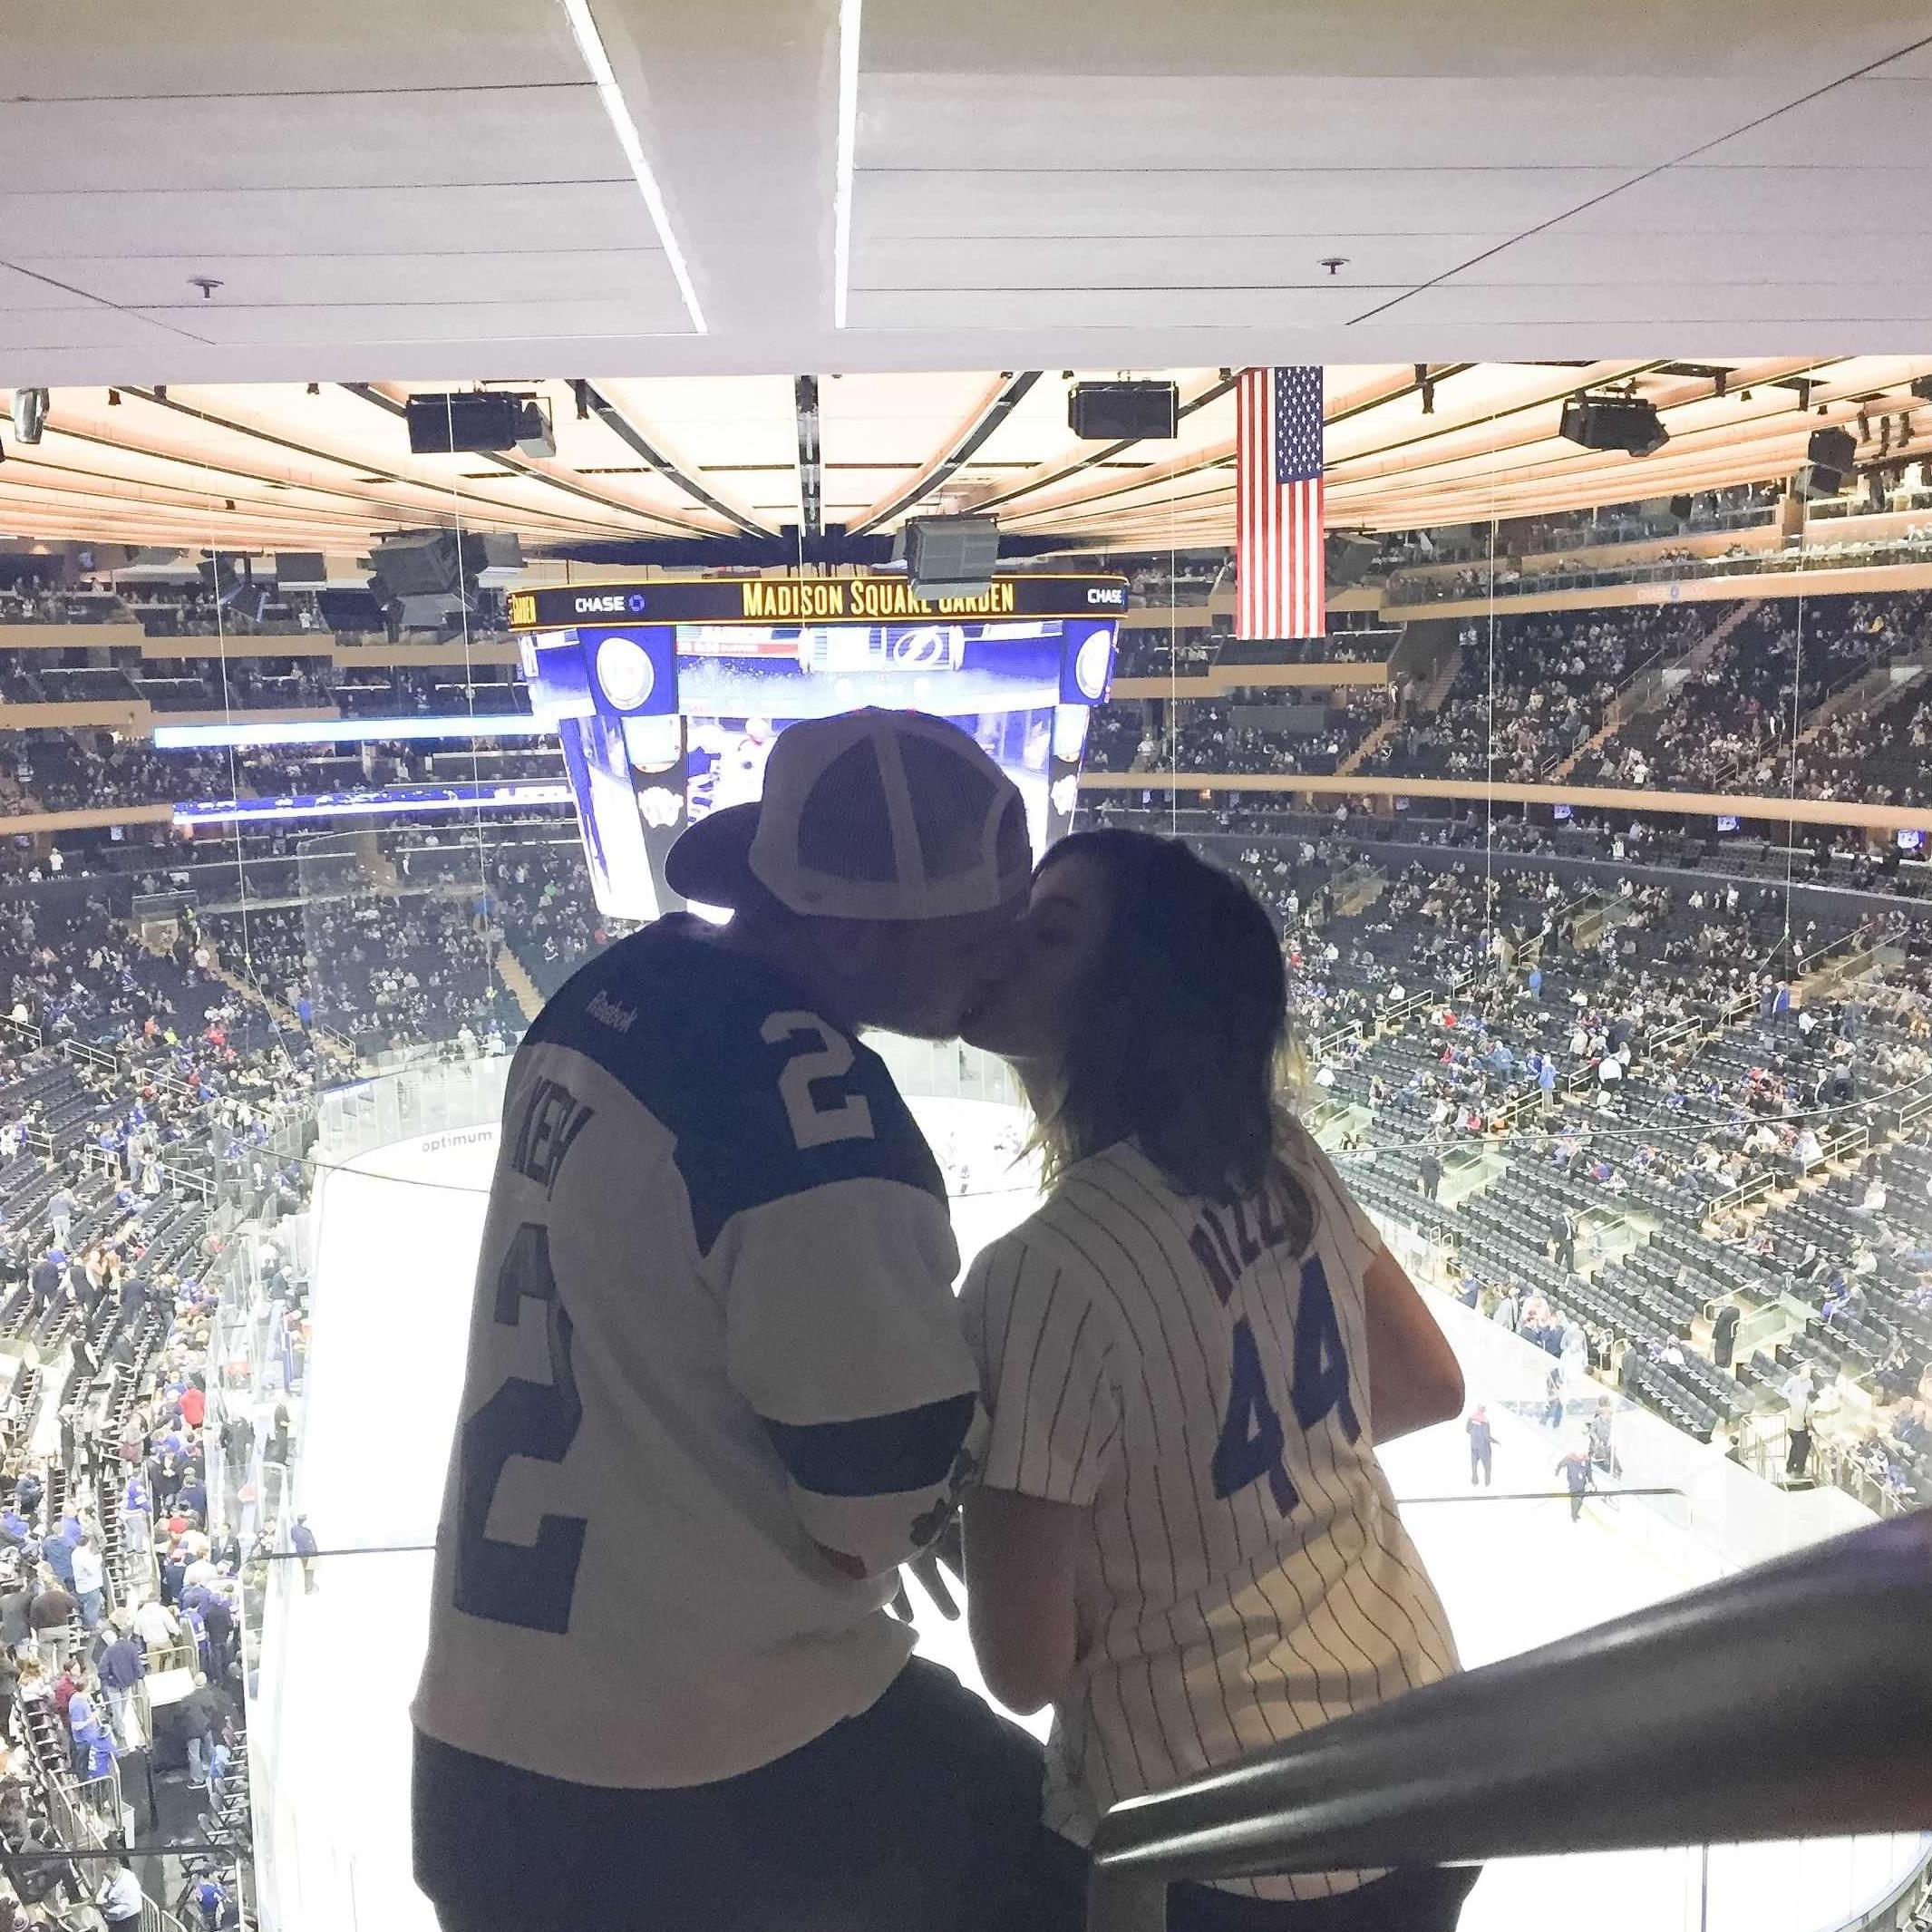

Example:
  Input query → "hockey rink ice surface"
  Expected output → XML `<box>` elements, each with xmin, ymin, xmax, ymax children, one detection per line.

<box><xmin>273</xmin><ymin>1112</ymin><xmax>1927</xmax><ymax>1932</ymax></box>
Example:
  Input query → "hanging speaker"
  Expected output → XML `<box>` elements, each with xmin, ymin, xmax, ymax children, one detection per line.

<box><xmin>12</xmin><ymin>388</ymin><xmax>47</xmax><ymax>445</ymax></box>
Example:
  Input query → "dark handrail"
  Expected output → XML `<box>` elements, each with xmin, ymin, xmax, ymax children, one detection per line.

<box><xmin>1086</xmin><ymin>1510</ymin><xmax>1932</xmax><ymax>1932</ymax></box>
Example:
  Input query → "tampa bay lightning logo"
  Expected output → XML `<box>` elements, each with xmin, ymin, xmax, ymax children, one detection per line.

<box><xmin>1073</xmin><ymin>632</ymin><xmax>1112</xmax><ymax>700</ymax></box>
<box><xmin>596</xmin><ymin>634</ymin><xmax>656</xmax><ymax>711</ymax></box>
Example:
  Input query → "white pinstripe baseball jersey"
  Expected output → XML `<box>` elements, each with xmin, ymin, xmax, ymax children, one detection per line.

<box><xmin>959</xmin><ymin>1128</ymin><xmax>1458</xmax><ymax>1901</ymax></box>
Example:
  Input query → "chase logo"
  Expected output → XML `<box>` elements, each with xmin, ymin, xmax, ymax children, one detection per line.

<box><xmin>573</xmin><ymin>592</ymin><xmax>630</xmax><ymax>616</ymax></box>
<box><xmin>627</xmin><ymin>592</ymin><xmax>647</xmax><ymax>613</ymax></box>
<box><xmin>1087</xmin><ymin>587</ymin><xmax>1126</xmax><ymax>607</ymax></box>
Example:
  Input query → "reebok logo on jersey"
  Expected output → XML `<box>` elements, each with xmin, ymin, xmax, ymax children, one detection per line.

<box><xmin>586</xmin><ymin>990</ymin><xmax>636</xmax><ymax>1034</ymax></box>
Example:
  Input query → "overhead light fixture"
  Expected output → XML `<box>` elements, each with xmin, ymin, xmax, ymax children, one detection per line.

<box><xmin>1791</xmin><ymin>463</ymin><xmax>1847</xmax><ymax>500</ymax></box>
<box><xmin>12</xmin><ymin>389</ymin><xmax>47</xmax><ymax>444</ymax></box>
<box><xmin>832</xmin><ymin>0</ymin><xmax>862</xmax><ymax>326</ymax></box>
<box><xmin>1559</xmin><ymin>393</ymin><xmax>1667</xmax><ymax>458</ymax></box>
<box><xmin>897</xmin><ymin>514</ymin><xmax>998</xmax><ymax>598</ymax></box>
<box><xmin>1808</xmin><ymin>425</ymin><xmax>1857</xmax><ymax>474</ymax></box>
<box><xmin>1068</xmin><ymin>381</ymin><xmax>1179</xmax><ymax>440</ymax></box>
<box><xmin>558</xmin><ymin>0</ymin><xmax>707</xmax><ymax>334</ymax></box>
<box><xmin>514</xmin><ymin>398</ymin><xmax>557</xmax><ymax>459</ymax></box>
<box><xmin>405</xmin><ymin>392</ymin><xmax>530</xmax><ymax>453</ymax></box>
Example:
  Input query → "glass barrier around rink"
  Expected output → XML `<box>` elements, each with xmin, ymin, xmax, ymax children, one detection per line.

<box><xmin>1370</xmin><ymin>1209</ymin><xmax>1880</xmax><ymax>1576</ymax></box>
<box><xmin>199</xmin><ymin>1053</ymin><xmax>1928</xmax><ymax>1932</ymax></box>
<box><xmin>1380</xmin><ymin>1497</ymin><xmax>1930</xmax><ymax>1932</ymax></box>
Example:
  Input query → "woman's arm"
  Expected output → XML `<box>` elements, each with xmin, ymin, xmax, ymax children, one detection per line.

<box><xmin>1363</xmin><ymin>1244</ymin><xmax>1464</xmax><ymax>1443</ymax></box>
<box><xmin>962</xmin><ymin>1485</ymin><xmax>1090</xmax><ymax>1716</ymax></box>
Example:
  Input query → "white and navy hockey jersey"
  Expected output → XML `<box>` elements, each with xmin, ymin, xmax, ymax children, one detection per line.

<box><xmin>413</xmin><ymin>916</ymin><xmax>980</xmax><ymax>1789</ymax></box>
<box><xmin>960</xmin><ymin>1131</ymin><xmax>1458</xmax><ymax>1901</ymax></box>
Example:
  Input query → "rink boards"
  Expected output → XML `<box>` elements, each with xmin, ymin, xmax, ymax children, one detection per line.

<box><xmin>259</xmin><ymin>1120</ymin><xmax>1928</xmax><ymax>1932</ymax></box>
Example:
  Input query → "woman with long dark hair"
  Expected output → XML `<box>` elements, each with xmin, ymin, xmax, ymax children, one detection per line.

<box><xmin>957</xmin><ymin>829</ymin><xmax>1471</xmax><ymax>1931</ymax></box>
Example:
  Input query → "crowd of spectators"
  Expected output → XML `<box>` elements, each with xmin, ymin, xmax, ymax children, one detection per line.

<box><xmin>1791</xmin><ymin>686</ymin><xmax>1932</xmax><ymax>810</ymax></box>
<box><xmin>0</xmin><ymin>884</ymin><xmax>320</xmax><ymax>1930</ymax></box>
<box><xmin>1584</xmin><ymin>594</ymin><xmax>1932</xmax><ymax>792</ymax></box>
<box><xmin>1366</xmin><ymin>607</ymin><xmax>1698</xmax><ymax>782</ymax></box>
<box><xmin>1385</xmin><ymin>508</ymin><xmax>1932</xmax><ymax>607</ymax></box>
<box><xmin>1088</xmin><ymin>688</ymin><xmax>1395</xmax><ymax>778</ymax></box>
<box><xmin>199</xmin><ymin>893</ymin><xmax>518</xmax><ymax>1056</ymax></box>
<box><xmin>1110</xmin><ymin>626</ymin><xmax>1395</xmax><ymax>682</ymax></box>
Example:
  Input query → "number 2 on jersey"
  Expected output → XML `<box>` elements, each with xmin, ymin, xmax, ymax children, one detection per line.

<box><xmin>1211</xmin><ymin>1252</ymin><xmax>1361</xmax><ymax>1514</ymax></box>
<box><xmin>453</xmin><ymin>1222</ymin><xmax>588</xmax><ymax>1633</ymax></box>
<box><xmin>762</xmin><ymin>1011</ymin><xmax>876</xmax><ymax>1150</ymax></box>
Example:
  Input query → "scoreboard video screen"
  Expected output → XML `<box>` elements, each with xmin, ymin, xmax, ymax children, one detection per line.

<box><xmin>516</xmin><ymin>575</ymin><xmax>1125</xmax><ymax>920</ymax></box>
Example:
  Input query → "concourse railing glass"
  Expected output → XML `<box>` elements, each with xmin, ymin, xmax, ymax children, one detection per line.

<box><xmin>194</xmin><ymin>1050</ymin><xmax>1932</xmax><ymax>1932</ymax></box>
<box><xmin>1083</xmin><ymin>1510</ymin><xmax>1932</xmax><ymax>1932</ymax></box>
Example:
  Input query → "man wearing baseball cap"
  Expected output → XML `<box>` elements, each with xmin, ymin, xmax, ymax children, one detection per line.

<box><xmin>413</xmin><ymin>712</ymin><xmax>1069</xmax><ymax>1931</ymax></box>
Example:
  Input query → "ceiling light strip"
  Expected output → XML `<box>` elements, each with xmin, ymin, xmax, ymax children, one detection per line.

<box><xmin>832</xmin><ymin>0</ymin><xmax>862</xmax><ymax>328</ymax></box>
<box><xmin>559</xmin><ymin>0</ymin><xmax>707</xmax><ymax>335</ymax></box>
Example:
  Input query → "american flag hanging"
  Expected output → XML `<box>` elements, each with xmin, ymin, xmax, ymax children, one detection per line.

<box><xmin>1236</xmin><ymin>365</ymin><xmax>1325</xmax><ymax>640</ymax></box>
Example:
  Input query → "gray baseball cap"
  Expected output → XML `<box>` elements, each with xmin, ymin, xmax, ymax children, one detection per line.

<box><xmin>665</xmin><ymin>709</ymin><xmax>1032</xmax><ymax>921</ymax></box>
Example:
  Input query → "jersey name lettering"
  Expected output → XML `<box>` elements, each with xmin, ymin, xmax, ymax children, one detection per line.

<box><xmin>511</xmin><ymin>1076</ymin><xmax>594</xmax><ymax>1194</ymax></box>
<box><xmin>1189</xmin><ymin>1181</ymin><xmax>1294</xmax><ymax>1306</ymax></box>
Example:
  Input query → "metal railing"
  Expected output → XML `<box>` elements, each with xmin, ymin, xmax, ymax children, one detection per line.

<box><xmin>1085</xmin><ymin>1510</ymin><xmax>1932</xmax><ymax>1931</ymax></box>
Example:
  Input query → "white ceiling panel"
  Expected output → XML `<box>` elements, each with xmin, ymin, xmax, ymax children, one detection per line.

<box><xmin>859</xmin><ymin>0</ymin><xmax>1932</xmax><ymax>82</ymax></box>
<box><xmin>859</xmin><ymin>74</ymin><xmax>1803</xmax><ymax>171</ymax></box>
<box><xmin>1692</xmin><ymin>78</ymin><xmax>1932</xmax><ymax>164</ymax></box>
<box><xmin>1558</xmin><ymin>165</ymin><xmax>1932</xmax><ymax>232</ymax></box>
<box><xmin>1870</xmin><ymin>43</ymin><xmax>1932</xmax><ymax>77</ymax></box>
<box><xmin>0</xmin><ymin>266</ymin><xmax>112</xmax><ymax>313</ymax></box>
<box><xmin>0</xmin><ymin>310</ymin><xmax>199</xmax><ymax>352</ymax></box>
<box><xmin>847</xmin><ymin>286</ymin><xmax>1371</xmax><ymax>328</ymax></box>
<box><xmin>852</xmin><ymin>168</ymin><xmax>1636</xmax><ymax>240</ymax></box>
<box><xmin>0</xmin><ymin>183</ymin><xmax>646</xmax><ymax>260</ymax></box>
<box><xmin>0</xmin><ymin>88</ymin><xmax>619</xmax><ymax>194</ymax></box>
<box><xmin>7</xmin><ymin>0</ymin><xmax>585</xmax><ymax>95</ymax></box>
<box><xmin>854</xmin><ymin>234</ymin><xmax>1514</xmax><ymax>293</ymax></box>
<box><xmin>1441</xmin><ymin>227</ymin><xmax>1926</xmax><ymax>285</ymax></box>
<box><xmin>139</xmin><ymin>298</ymin><xmax>693</xmax><ymax>348</ymax></box>
<box><xmin>1</xmin><ymin>0</ymin><xmax>1930</xmax><ymax>392</ymax></box>
<box><xmin>1385</xmin><ymin>280</ymin><xmax>1932</xmax><ymax>327</ymax></box>
<box><xmin>32</xmin><ymin>251</ymin><xmax>672</xmax><ymax>310</ymax></box>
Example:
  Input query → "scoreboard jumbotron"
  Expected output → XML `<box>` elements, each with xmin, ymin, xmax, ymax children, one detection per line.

<box><xmin>512</xmin><ymin>574</ymin><xmax>1127</xmax><ymax>921</ymax></box>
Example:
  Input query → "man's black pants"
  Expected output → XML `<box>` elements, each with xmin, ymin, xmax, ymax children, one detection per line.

<box><xmin>414</xmin><ymin>1658</ymin><xmax>1079</xmax><ymax>1932</ymax></box>
<box><xmin>1032</xmin><ymin>1831</ymin><xmax>1477</xmax><ymax>1932</ymax></box>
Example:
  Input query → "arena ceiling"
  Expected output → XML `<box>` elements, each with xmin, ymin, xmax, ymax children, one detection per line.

<box><xmin>5</xmin><ymin>0</ymin><xmax>1932</xmax><ymax>390</ymax></box>
<box><xmin>6</xmin><ymin>361</ymin><xmax>1932</xmax><ymax>557</ymax></box>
